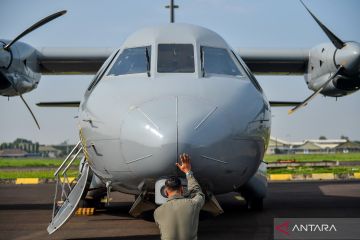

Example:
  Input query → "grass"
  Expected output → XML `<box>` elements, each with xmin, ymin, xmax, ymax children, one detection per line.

<box><xmin>1</xmin><ymin>154</ymin><xmax>360</xmax><ymax>179</ymax></box>
<box><xmin>268</xmin><ymin>166</ymin><xmax>360</xmax><ymax>175</ymax></box>
<box><xmin>1</xmin><ymin>167</ymin><xmax>358</xmax><ymax>179</ymax></box>
<box><xmin>0</xmin><ymin>158</ymin><xmax>80</xmax><ymax>168</ymax></box>
<box><xmin>264</xmin><ymin>153</ymin><xmax>360</xmax><ymax>162</ymax></box>
<box><xmin>0</xmin><ymin>170</ymin><xmax>78</xmax><ymax>179</ymax></box>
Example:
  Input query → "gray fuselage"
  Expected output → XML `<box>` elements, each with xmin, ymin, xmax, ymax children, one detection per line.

<box><xmin>78</xmin><ymin>23</ymin><xmax>271</xmax><ymax>195</ymax></box>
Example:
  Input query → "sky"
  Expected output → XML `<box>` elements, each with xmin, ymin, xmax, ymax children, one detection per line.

<box><xmin>0</xmin><ymin>0</ymin><xmax>360</xmax><ymax>144</ymax></box>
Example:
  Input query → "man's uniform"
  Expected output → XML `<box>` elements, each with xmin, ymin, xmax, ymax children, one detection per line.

<box><xmin>154</xmin><ymin>172</ymin><xmax>205</xmax><ymax>240</ymax></box>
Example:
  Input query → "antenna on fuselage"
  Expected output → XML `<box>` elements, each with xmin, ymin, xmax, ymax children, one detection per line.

<box><xmin>165</xmin><ymin>0</ymin><xmax>179</xmax><ymax>23</ymax></box>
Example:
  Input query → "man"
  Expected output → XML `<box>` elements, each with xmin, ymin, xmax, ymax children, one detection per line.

<box><xmin>154</xmin><ymin>153</ymin><xmax>205</xmax><ymax>240</ymax></box>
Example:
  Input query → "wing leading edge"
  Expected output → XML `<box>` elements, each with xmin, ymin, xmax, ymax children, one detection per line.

<box><xmin>36</xmin><ymin>47</ymin><xmax>309</xmax><ymax>75</ymax></box>
<box><xmin>238</xmin><ymin>48</ymin><xmax>309</xmax><ymax>75</ymax></box>
<box><xmin>38</xmin><ymin>47</ymin><xmax>115</xmax><ymax>74</ymax></box>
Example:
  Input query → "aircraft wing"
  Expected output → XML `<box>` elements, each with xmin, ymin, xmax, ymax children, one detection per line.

<box><xmin>38</xmin><ymin>47</ymin><xmax>309</xmax><ymax>75</ymax></box>
<box><xmin>238</xmin><ymin>48</ymin><xmax>309</xmax><ymax>75</ymax></box>
<box><xmin>37</xmin><ymin>47</ymin><xmax>115</xmax><ymax>74</ymax></box>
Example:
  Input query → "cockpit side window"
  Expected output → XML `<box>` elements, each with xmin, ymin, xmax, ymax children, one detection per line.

<box><xmin>201</xmin><ymin>46</ymin><xmax>242</xmax><ymax>77</ymax></box>
<box><xmin>87</xmin><ymin>49</ymin><xmax>119</xmax><ymax>91</ymax></box>
<box><xmin>231</xmin><ymin>50</ymin><xmax>263</xmax><ymax>93</ymax></box>
<box><xmin>107</xmin><ymin>46</ymin><xmax>151</xmax><ymax>76</ymax></box>
<box><xmin>158</xmin><ymin>44</ymin><xmax>195</xmax><ymax>73</ymax></box>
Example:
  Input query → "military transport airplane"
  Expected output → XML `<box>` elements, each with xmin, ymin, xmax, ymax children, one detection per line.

<box><xmin>0</xmin><ymin>0</ymin><xmax>359</xmax><ymax>234</ymax></box>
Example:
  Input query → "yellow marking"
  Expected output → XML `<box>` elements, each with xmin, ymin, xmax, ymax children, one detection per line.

<box><xmin>79</xmin><ymin>128</ymin><xmax>90</xmax><ymax>161</ymax></box>
<box><xmin>270</xmin><ymin>174</ymin><xmax>292</xmax><ymax>181</ymax></box>
<box><xmin>100</xmin><ymin>197</ymin><xmax>112</xmax><ymax>203</ymax></box>
<box><xmin>15</xmin><ymin>178</ymin><xmax>39</xmax><ymax>184</ymax></box>
<box><xmin>234</xmin><ymin>196</ymin><xmax>244</xmax><ymax>201</ymax></box>
<box><xmin>353</xmin><ymin>173</ymin><xmax>360</xmax><ymax>179</ymax></box>
<box><xmin>311</xmin><ymin>173</ymin><xmax>335</xmax><ymax>180</ymax></box>
<box><xmin>75</xmin><ymin>207</ymin><xmax>95</xmax><ymax>216</ymax></box>
<box><xmin>60</xmin><ymin>177</ymin><xmax>76</xmax><ymax>183</ymax></box>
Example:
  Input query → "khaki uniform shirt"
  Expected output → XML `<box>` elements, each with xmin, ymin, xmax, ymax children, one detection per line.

<box><xmin>154</xmin><ymin>173</ymin><xmax>205</xmax><ymax>240</ymax></box>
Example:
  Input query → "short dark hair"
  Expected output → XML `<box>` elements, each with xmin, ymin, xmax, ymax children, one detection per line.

<box><xmin>165</xmin><ymin>176</ymin><xmax>182</xmax><ymax>191</ymax></box>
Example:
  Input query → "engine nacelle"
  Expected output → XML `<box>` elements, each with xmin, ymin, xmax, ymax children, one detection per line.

<box><xmin>0</xmin><ymin>41</ymin><xmax>41</xmax><ymax>97</ymax></box>
<box><xmin>305</xmin><ymin>43</ymin><xmax>360</xmax><ymax>97</ymax></box>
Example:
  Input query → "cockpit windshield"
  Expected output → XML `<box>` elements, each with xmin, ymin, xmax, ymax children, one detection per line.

<box><xmin>201</xmin><ymin>46</ymin><xmax>242</xmax><ymax>77</ymax></box>
<box><xmin>157</xmin><ymin>44</ymin><xmax>195</xmax><ymax>73</ymax></box>
<box><xmin>107</xmin><ymin>46</ymin><xmax>151</xmax><ymax>76</ymax></box>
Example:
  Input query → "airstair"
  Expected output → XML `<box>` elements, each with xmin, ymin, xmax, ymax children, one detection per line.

<box><xmin>47</xmin><ymin>141</ymin><xmax>91</xmax><ymax>234</ymax></box>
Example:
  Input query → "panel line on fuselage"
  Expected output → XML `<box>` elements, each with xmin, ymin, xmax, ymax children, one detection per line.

<box><xmin>137</xmin><ymin>107</ymin><xmax>160</xmax><ymax>130</ymax></box>
<box><xmin>201</xmin><ymin>155</ymin><xmax>228</xmax><ymax>164</ymax></box>
<box><xmin>194</xmin><ymin>106</ymin><xmax>218</xmax><ymax>130</ymax></box>
<box><xmin>126</xmin><ymin>154</ymin><xmax>153</xmax><ymax>164</ymax></box>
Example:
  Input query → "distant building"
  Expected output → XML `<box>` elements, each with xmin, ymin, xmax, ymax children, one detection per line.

<box><xmin>39</xmin><ymin>146</ymin><xmax>62</xmax><ymax>158</ymax></box>
<box><xmin>0</xmin><ymin>138</ymin><xmax>76</xmax><ymax>158</ymax></box>
<box><xmin>267</xmin><ymin>137</ymin><xmax>348</xmax><ymax>154</ymax></box>
<box><xmin>293</xmin><ymin>141</ymin><xmax>326</xmax><ymax>154</ymax></box>
<box><xmin>0</xmin><ymin>149</ymin><xmax>28</xmax><ymax>158</ymax></box>
<box><xmin>267</xmin><ymin>137</ymin><xmax>298</xmax><ymax>154</ymax></box>
<box><xmin>335</xmin><ymin>141</ymin><xmax>360</xmax><ymax>153</ymax></box>
<box><xmin>0</xmin><ymin>138</ymin><xmax>39</xmax><ymax>154</ymax></box>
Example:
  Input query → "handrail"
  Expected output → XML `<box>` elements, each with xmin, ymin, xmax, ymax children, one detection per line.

<box><xmin>54</xmin><ymin>141</ymin><xmax>81</xmax><ymax>176</ymax></box>
<box><xmin>61</xmin><ymin>147</ymin><xmax>83</xmax><ymax>175</ymax></box>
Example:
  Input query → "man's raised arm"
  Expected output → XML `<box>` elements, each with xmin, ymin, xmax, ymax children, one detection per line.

<box><xmin>176</xmin><ymin>154</ymin><xmax>205</xmax><ymax>208</ymax></box>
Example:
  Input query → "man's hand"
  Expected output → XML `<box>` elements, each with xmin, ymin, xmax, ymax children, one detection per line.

<box><xmin>176</xmin><ymin>153</ymin><xmax>192</xmax><ymax>174</ymax></box>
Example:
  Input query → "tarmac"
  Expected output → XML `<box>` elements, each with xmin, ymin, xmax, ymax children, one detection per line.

<box><xmin>0</xmin><ymin>180</ymin><xmax>360</xmax><ymax>240</ymax></box>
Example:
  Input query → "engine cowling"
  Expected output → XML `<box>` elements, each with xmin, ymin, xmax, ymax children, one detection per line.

<box><xmin>0</xmin><ymin>41</ymin><xmax>41</xmax><ymax>97</ymax></box>
<box><xmin>305</xmin><ymin>42</ymin><xmax>360</xmax><ymax>97</ymax></box>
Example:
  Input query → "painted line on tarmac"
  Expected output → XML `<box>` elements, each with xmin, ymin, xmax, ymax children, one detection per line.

<box><xmin>15</xmin><ymin>178</ymin><xmax>39</xmax><ymax>184</ymax></box>
<box><xmin>2</xmin><ymin>173</ymin><xmax>360</xmax><ymax>184</ymax></box>
<box><xmin>269</xmin><ymin>173</ymin><xmax>360</xmax><ymax>181</ymax></box>
<box><xmin>311</xmin><ymin>173</ymin><xmax>335</xmax><ymax>180</ymax></box>
<box><xmin>269</xmin><ymin>174</ymin><xmax>292</xmax><ymax>181</ymax></box>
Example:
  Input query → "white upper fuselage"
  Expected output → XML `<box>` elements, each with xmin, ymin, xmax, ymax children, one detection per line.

<box><xmin>79</xmin><ymin>23</ymin><xmax>271</xmax><ymax>195</ymax></box>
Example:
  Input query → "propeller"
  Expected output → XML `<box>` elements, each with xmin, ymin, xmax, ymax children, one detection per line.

<box><xmin>288</xmin><ymin>66</ymin><xmax>343</xmax><ymax>115</ymax></box>
<box><xmin>5</xmin><ymin>76</ymin><xmax>41</xmax><ymax>129</ymax></box>
<box><xmin>2</xmin><ymin>10</ymin><xmax>67</xmax><ymax>129</ymax></box>
<box><xmin>19</xmin><ymin>94</ymin><xmax>41</xmax><ymax>129</ymax></box>
<box><xmin>300</xmin><ymin>0</ymin><xmax>360</xmax><ymax>77</ymax></box>
<box><xmin>3</xmin><ymin>10</ymin><xmax>66</xmax><ymax>51</ymax></box>
<box><xmin>300</xmin><ymin>0</ymin><xmax>345</xmax><ymax>49</ymax></box>
<box><xmin>288</xmin><ymin>1</ymin><xmax>354</xmax><ymax>115</ymax></box>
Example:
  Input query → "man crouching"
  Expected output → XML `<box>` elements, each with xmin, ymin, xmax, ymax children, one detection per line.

<box><xmin>154</xmin><ymin>153</ymin><xmax>205</xmax><ymax>240</ymax></box>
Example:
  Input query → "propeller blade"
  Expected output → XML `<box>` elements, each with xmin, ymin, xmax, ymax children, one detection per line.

<box><xmin>300</xmin><ymin>0</ymin><xmax>345</xmax><ymax>49</ymax></box>
<box><xmin>6</xmin><ymin>77</ymin><xmax>41</xmax><ymax>129</ymax></box>
<box><xmin>4</xmin><ymin>10</ymin><xmax>67</xmax><ymax>50</ymax></box>
<box><xmin>19</xmin><ymin>94</ymin><xmax>41</xmax><ymax>130</ymax></box>
<box><xmin>288</xmin><ymin>66</ymin><xmax>343</xmax><ymax>115</ymax></box>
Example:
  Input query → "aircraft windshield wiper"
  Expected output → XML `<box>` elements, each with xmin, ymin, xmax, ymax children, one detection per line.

<box><xmin>145</xmin><ymin>47</ymin><xmax>151</xmax><ymax>77</ymax></box>
<box><xmin>200</xmin><ymin>47</ymin><xmax>205</xmax><ymax>77</ymax></box>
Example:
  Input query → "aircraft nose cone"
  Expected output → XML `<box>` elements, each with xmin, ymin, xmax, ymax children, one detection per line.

<box><xmin>120</xmin><ymin>96</ymin><xmax>232</xmax><ymax>179</ymax></box>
